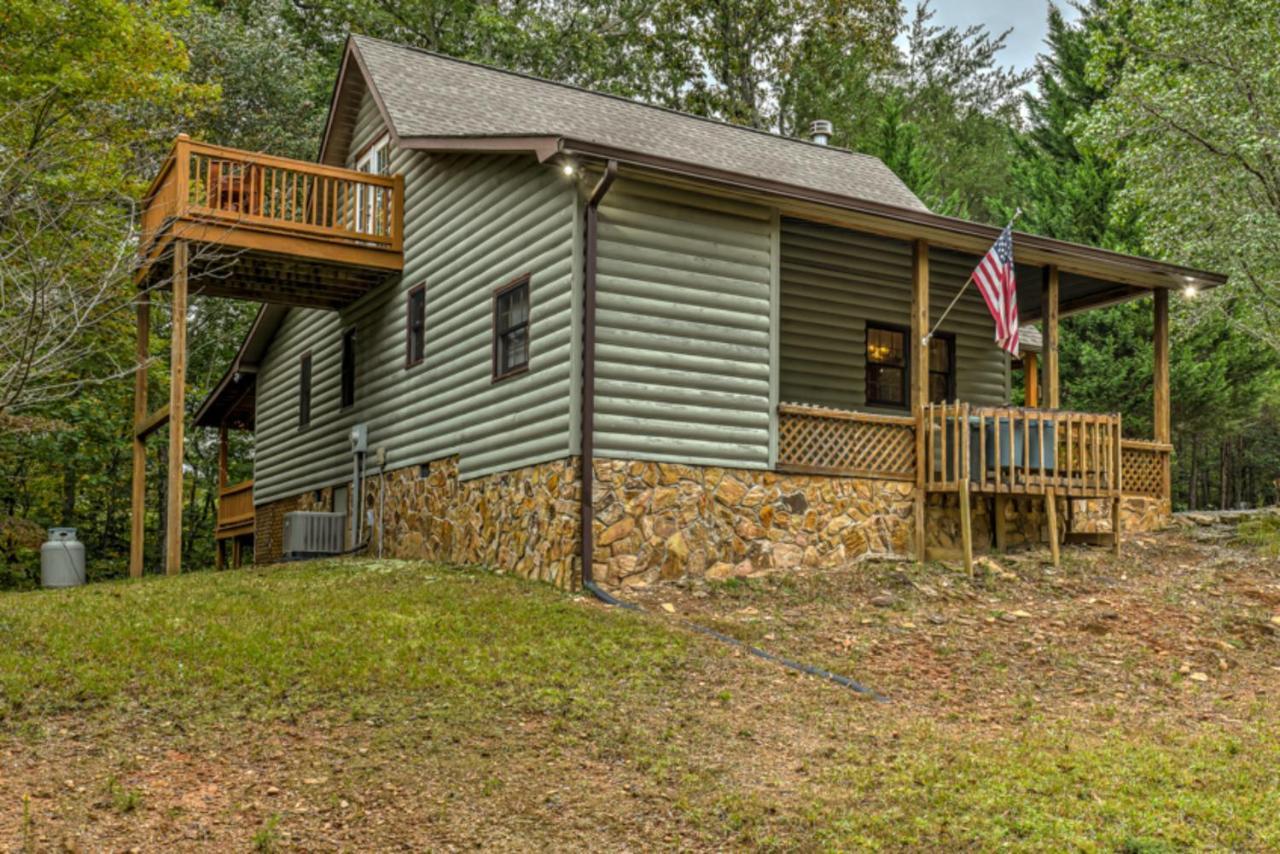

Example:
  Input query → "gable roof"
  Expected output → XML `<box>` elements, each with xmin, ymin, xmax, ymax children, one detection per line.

<box><xmin>323</xmin><ymin>34</ymin><xmax>929</xmax><ymax>213</ymax></box>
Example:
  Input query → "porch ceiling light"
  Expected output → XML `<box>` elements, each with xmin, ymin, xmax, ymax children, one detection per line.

<box><xmin>560</xmin><ymin>159</ymin><xmax>576</xmax><ymax>177</ymax></box>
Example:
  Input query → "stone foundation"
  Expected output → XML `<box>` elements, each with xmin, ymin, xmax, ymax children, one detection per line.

<box><xmin>1070</xmin><ymin>496</ymin><xmax>1172</xmax><ymax>533</ymax></box>
<box><xmin>590</xmin><ymin>459</ymin><xmax>915</xmax><ymax>586</ymax></box>
<box><xmin>363</xmin><ymin>456</ymin><xmax>581</xmax><ymax>589</ymax></box>
<box><xmin>254</xmin><ymin>454</ymin><xmax>1171</xmax><ymax>587</ymax></box>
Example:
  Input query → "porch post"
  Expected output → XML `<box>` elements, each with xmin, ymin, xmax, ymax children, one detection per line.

<box><xmin>1153</xmin><ymin>288</ymin><xmax>1171</xmax><ymax>503</ymax></box>
<box><xmin>1042</xmin><ymin>265</ymin><xmax>1060</xmax><ymax>409</ymax></box>
<box><xmin>1024</xmin><ymin>352</ymin><xmax>1039</xmax><ymax>408</ymax></box>
<box><xmin>165</xmin><ymin>241</ymin><xmax>188</xmax><ymax>576</ymax></box>
<box><xmin>129</xmin><ymin>290</ymin><xmax>150</xmax><ymax>578</ymax></box>
<box><xmin>1153</xmin><ymin>289</ymin><xmax>1170</xmax><ymax>443</ymax></box>
<box><xmin>911</xmin><ymin>239</ymin><xmax>929</xmax><ymax>562</ymax></box>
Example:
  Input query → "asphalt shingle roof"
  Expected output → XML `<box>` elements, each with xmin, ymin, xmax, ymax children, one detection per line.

<box><xmin>352</xmin><ymin>35</ymin><xmax>929</xmax><ymax>213</ymax></box>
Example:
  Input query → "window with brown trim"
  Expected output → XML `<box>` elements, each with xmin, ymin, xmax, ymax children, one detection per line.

<box><xmin>298</xmin><ymin>351</ymin><xmax>312</xmax><ymax>429</ymax></box>
<box><xmin>340</xmin><ymin>327</ymin><xmax>357</xmax><ymax>408</ymax></box>
<box><xmin>405</xmin><ymin>284</ymin><xmax>425</xmax><ymax>367</ymax></box>
<box><xmin>865</xmin><ymin>324</ymin><xmax>907</xmax><ymax>408</ymax></box>
<box><xmin>493</xmin><ymin>275</ymin><xmax>530</xmax><ymax>380</ymax></box>
<box><xmin>927</xmin><ymin>333</ymin><xmax>956</xmax><ymax>404</ymax></box>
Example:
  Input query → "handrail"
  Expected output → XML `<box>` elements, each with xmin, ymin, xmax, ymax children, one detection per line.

<box><xmin>921</xmin><ymin>402</ymin><xmax>1123</xmax><ymax>497</ymax></box>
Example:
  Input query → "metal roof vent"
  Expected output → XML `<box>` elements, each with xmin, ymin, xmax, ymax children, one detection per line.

<box><xmin>809</xmin><ymin>119</ymin><xmax>833</xmax><ymax>145</ymax></box>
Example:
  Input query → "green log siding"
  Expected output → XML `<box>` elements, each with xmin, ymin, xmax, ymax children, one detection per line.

<box><xmin>253</xmin><ymin>92</ymin><xmax>578</xmax><ymax>504</ymax></box>
<box><xmin>779</xmin><ymin>218</ymin><xmax>1008</xmax><ymax>412</ymax></box>
<box><xmin>592</xmin><ymin>179</ymin><xmax>775</xmax><ymax>469</ymax></box>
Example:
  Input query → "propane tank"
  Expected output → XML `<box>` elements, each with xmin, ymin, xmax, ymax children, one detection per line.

<box><xmin>41</xmin><ymin>527</ymin><xmax>86</xmax><ymax>588</ymax></box>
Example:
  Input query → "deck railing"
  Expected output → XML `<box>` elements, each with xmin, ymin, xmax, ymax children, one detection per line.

<box><xmin>215</xmin><ymin>479</ymin><xmax>254</xmax><ymax>536</ymax></box>
<box><xmin>776</xmin><ymin>403</ymin><xmax>916</xmax><ymax>481</ymax></box>
<box><xmin>1120</xmin><ymin>439</ymin><xmax>1172</xmax><ymax>499</ymax></box>
<box><xmin>140</xmin><ymin>136</ymin><xmax>403</xmax><ymax>256</ymax></box>
<box><xmin>921</xmin><ymin>402</ymin><xmax>1123</xmax><ymax>497</ymax></box>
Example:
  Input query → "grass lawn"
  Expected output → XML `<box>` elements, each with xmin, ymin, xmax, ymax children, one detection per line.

<box><xmin>1</xmin><ymin>533</ymin><xmax>1278</xmax><ymax>850</ymax></box>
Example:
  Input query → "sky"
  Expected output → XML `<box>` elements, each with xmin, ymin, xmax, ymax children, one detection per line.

<box><xmin>917</xmin><ymin>1</ymin><xmax>1084</xmax><ymax>74</ymax></box>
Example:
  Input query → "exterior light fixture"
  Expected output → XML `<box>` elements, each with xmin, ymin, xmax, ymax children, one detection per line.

<box><xmin>1183</xmin><ymin>284</ymin><xmax>1198</xmax><ymax>298</ymax></box>
<box><xmin>561</xmin><ymin>161</ymin><xmax>576</xmax><ymax>177</ymax></box>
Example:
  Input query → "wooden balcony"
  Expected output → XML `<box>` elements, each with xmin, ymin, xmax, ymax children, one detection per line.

<box><xmin>215</xmin><ymin>479</ymin><xmax>255</xmax><ymax>541</ymax></box>
<box><xmin>136</xmin><ymin>136</ymin><xmax>404</xmax><ymax>309</ymax></box>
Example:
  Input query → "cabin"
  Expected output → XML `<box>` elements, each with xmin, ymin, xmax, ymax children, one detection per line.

<box><xmin>129</xmin><ymin>35</ymin><xmax>1223</xmax><ymax>585</ymax></box>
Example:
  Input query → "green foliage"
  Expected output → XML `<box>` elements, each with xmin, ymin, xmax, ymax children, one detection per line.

<box><xmin>1083</xmin><ymin>0</ymin><xmax>1280</xmax><ymax>354</ymax></box>
<box><xmin>1236</xmin><ymin>515</ymin><xmax>1280</xmax><ymax>557</ymax></box>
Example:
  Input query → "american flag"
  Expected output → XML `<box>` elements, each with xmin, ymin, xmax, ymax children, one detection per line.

<box><xmin>972</xmin><ymin>223</ymin><xmax>1020</xmax><ymax>355</ymax></box>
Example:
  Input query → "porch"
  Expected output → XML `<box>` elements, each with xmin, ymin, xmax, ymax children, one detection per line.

<box><xmin>130</xmin><ymin>137</ymin><xmax>404</xmax><ymax>577</ymax></box>
<box><xmin>773</xmin><ymin>222</ymin><xmax>1180</xmax><ymax>573</ymax></box>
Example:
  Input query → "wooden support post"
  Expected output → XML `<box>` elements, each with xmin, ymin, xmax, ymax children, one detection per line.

<box><xmin>1153</xmin><ymin>289</ymin><xmax>1171</xmax><ymax>501</ymax></box>
<box><xmin>1024</xmin><ymin>352</ymin><xmax>1039</xmax><ymax>408</ymax></box>
<box><xmin>1112</xmin><ymin>417</ymin><xmax>1124</xmax><ymax>557</ymax></box>
<box><xmin>165</xmin><ymin>241</ymin><xmax>188</xmax><ymax>576</ymax></box>
<box><xmin>958</xmin><ymin>481</ymin><xmax>974</xmax><ymax>578</ymax></box>
<box><xmin>911</xmin><ymin>239</ymin><xmax>930</xmax><ymax>562</ymax></box>
<box><xmin>215</xmin><ymin>539</ymin><xmax>224</xmax><ymax>570</ymax></box>
<box><xmin>1042</xmin><ymin>266</ymin><xmax>1060</xmax><ymax>409</ymax></box>
<box><xmin>232</xmin><ymin>537</ymin><xmax>243</xmax><ymax>569</ymax></box>
<box><xmin>1044</xmin><ymin>489</ymin><xmax>1060</xmax><ymax>568</ymax></box>
<box><xmin>994</xmin><ymin>495</ymin><xmax>1009</xmax><ymax>551</ymax></box>
<box><xmin>129</xmin><ymin>291</ymin><xmax>150</xmax><ymax>578</ymax></box>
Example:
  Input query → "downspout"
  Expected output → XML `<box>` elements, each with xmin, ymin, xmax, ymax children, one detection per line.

<box><xmin>581</xmin><ymin>159</ymin><xmax>618</xmax><ymax>595</ymax></box>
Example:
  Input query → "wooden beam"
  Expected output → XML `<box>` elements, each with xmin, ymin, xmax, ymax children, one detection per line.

<box><xmin>1153</xmin><ymin>289</ymin><xmax>1170</xmax><ymax>445</ymax></box>
<box><xmin>911</xmin><ymin>239</ymin><xmax>930</xmax><ymax>563</ymax></box>
<box><xmin>959</xmin><ymin>480</ymin><xmax>974</xmax><ymax>577</ymax></box>
<box><xmin>129</xmin><ymin>291</ymin><xmax>150</xmax><ymax>578</ymax></box>
<box><xmin>134</xmin><ymin>404</ymin><xmax>170</xmax><ymax>440</ymax></box>
<box><xmin>1024</xmin><ymin>352</ymin><xmax>1039</xmax><ymax>408</ymax></box>
<box><xmin>166</xmin><ymin>241</ymin><xmax>188</xmax><ymax>576</ymax></box>
<box><xmin>1042</xmin><ymin>265</ymin><xmax>1060</xmax><ymax>409</ymax></box>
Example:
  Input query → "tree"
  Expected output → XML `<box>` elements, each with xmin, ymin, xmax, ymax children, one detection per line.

<box><xmin>0</xmin><ymin>0</ymin><xmax>207</xmax><ymax>421</ymax></box>
<box><xmin>1082</xmin><ymin>0</ymin><xmax>1280</xmax><ymax>353</ymax></box>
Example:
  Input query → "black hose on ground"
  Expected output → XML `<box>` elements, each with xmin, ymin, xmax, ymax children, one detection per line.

<box><xmin>584</xmin><ymin>579</ymin><xmax>888</xmax><ymax>702</ymax></box>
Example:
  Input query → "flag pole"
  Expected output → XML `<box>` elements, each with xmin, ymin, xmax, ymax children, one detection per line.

<box><xmin>922</xmin><ymin>208</ymin><xmax>1022</xmax><ymax>347</ymax></box>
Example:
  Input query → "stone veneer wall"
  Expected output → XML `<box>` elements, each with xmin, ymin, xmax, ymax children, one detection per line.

<box><xmin>361</xmin><ymin>456</ymin><xmax>581</xmax><ymax>589</ymax></box>
<box><xmin>591</xmin><ymin>459</ymin><xmax>915</xmax><ymax>586</ymax></box>
<box><xmin>254</xmin><ymin>454</ymin><xmax>1170</xmax><ymax>586</ymax></box>
<box><xmin>1071</xmin><ymin>496</ymin><xmax>1172</xmax><ymax>533</ymax></box>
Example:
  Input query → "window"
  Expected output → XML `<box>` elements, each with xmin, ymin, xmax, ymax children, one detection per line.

<box><xmin>866</xmin><ymin>324</ymin><xmax>907</xmax><ymax>407</ymax></box>
<box><xmin>298</xmin><ymin>351</ymin><xmax>312</xmax><ymax>429</ymax></box>
<box><xmin>928</xmin><ymin>334</ymin><xmax>955</xmax><ymax>403</ymax></box>
<box><xmin>405</xmin><ymin>284</ymin><xmax>426</xmax><ymax>367</ymax></box>
<box><xmin>340</xmin><ymin>327</ymin><xmax>357</xmax><ymax>408</ymax></box>
<box><xmin>354</xmin><ymin>134</ymin><xmax>390</xmax><ymax>236</ymax></box>
<box><xmin>493</xmin><ymin>276</ymin><xmax>530</xmax><ymax>380</ymax></box>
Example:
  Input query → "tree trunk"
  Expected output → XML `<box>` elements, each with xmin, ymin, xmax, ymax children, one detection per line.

<box><xmin>1188</xmin><ymin>437</ymin><xmax>1199</xmax><ymax>510</ymax></box>
<box><xmin>1219</xmin><ymin>440</ymin><xmax>1229</xmax><ymax>510</ymax></box>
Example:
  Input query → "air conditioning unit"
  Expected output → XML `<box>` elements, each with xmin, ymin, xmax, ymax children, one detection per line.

<box><xmin>282</xmin><ymin>511</ymin><xmax>346</xmax><ymax>558</ymax></box>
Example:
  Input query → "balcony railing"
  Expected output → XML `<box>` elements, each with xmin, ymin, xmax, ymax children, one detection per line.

<box><xmin>139</xmin><ymin>136</ymin><xmax>403</xmax><ymax>261</ymax></box>
<box><xmin>215</xmin><ymin>479</ymin><xmax>254</xmax><ymax>538</ymax></box>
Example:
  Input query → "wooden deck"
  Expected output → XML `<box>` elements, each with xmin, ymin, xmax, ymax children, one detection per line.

<box><xmin>136</xmin><ymin>136</ymin><xmax>404</xmax><ymax>309</ymax></box>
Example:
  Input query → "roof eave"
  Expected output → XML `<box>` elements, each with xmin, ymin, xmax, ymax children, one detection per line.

<box><xmin>560</xmin><ymin>140</ymin><xmax>1226</xmax><ymax>293</ymax></box>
